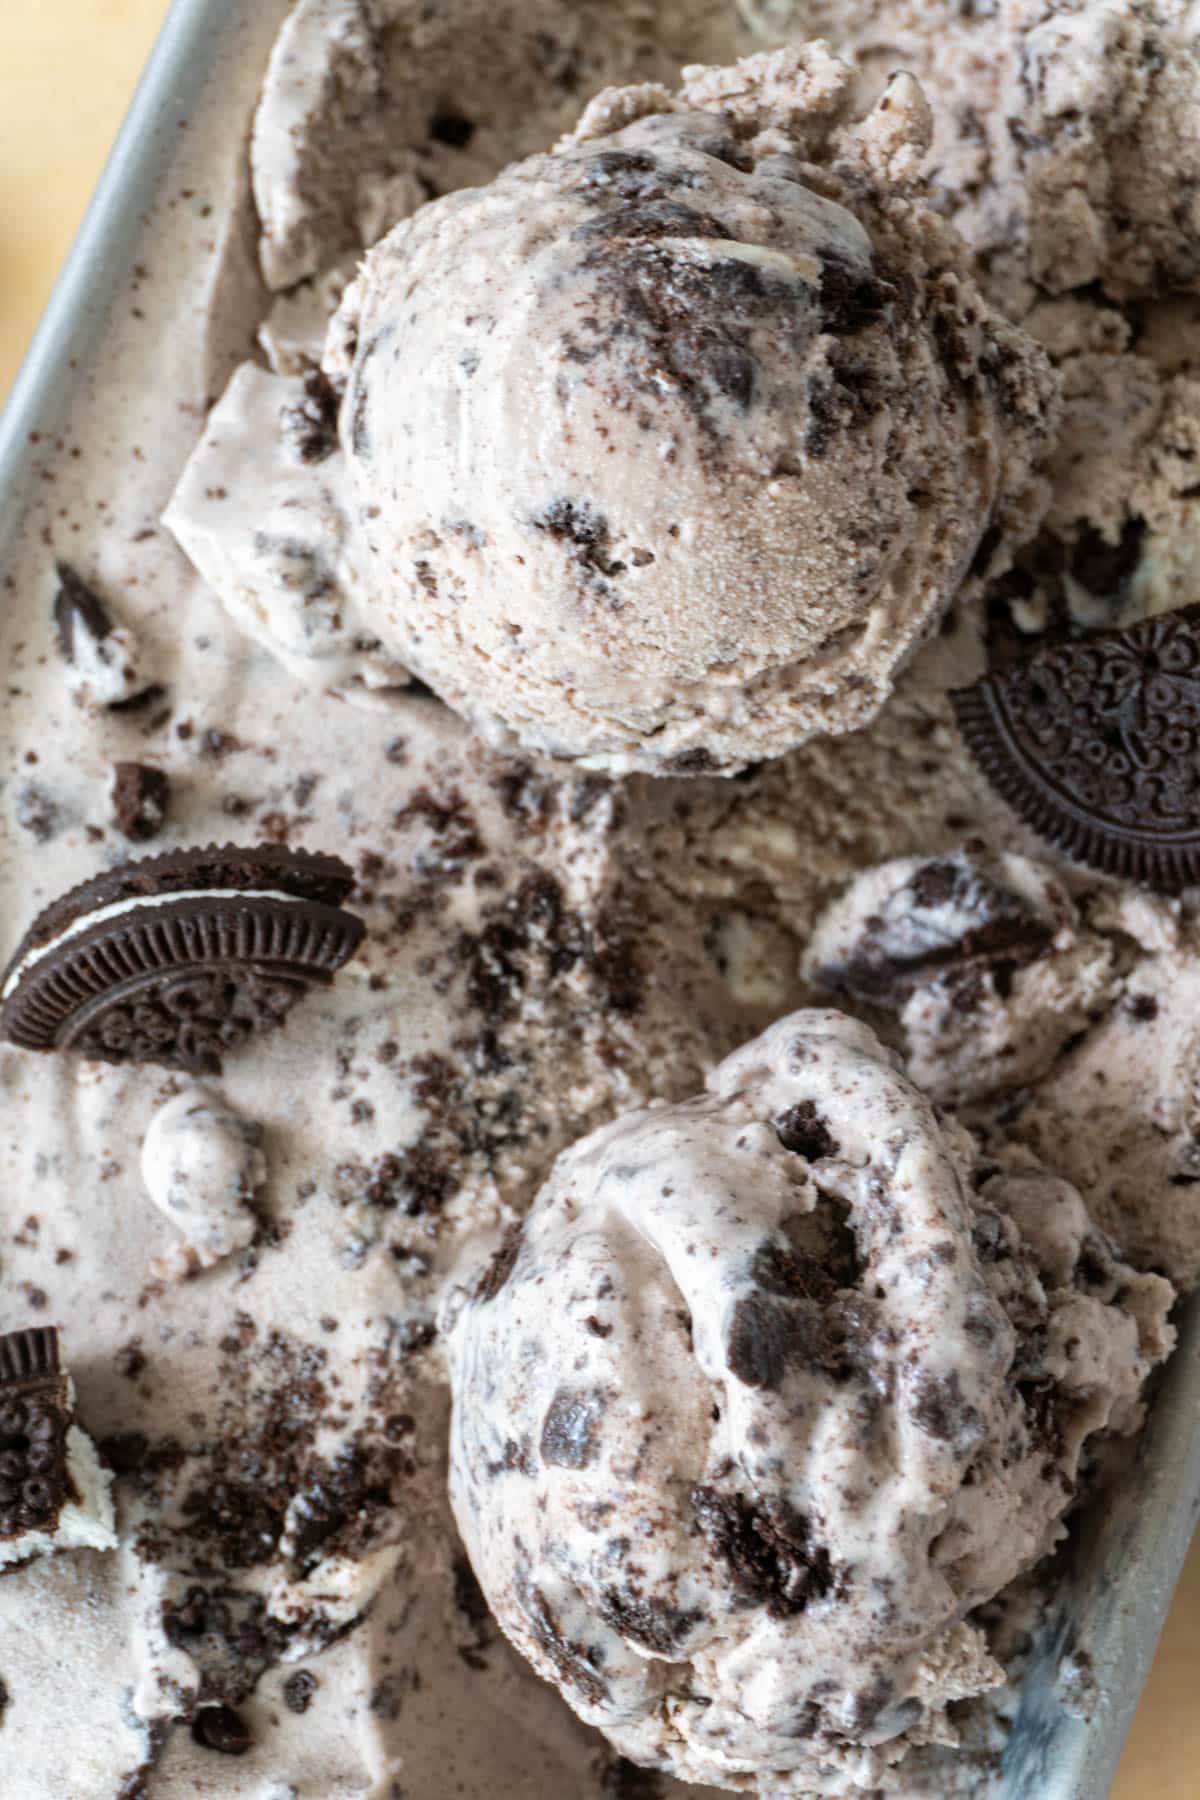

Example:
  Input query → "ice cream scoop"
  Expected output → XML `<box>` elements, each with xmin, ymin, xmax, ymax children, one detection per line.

<box><xmin>326</xmin><ymin>46</ymin><xmax>1058</xmax><ymax>772</ymax></box>
<box><xmin>446</xmin><ymin>1010</ymin><xmax>1173</xmax><ymax>1793</ymax></box>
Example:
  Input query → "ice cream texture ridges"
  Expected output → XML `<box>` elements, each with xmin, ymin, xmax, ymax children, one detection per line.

<box><xmin>172</xmin><ymin>43</ymin><xmax>1059</xmax><ymax>773</ymax></box>
<box><xmin>448</xmin><ymin>1011</ymin><xmax>1174</xmax><ymax>1792</ymax></box>
<box><xmin>2</xmin><ymin>0</ymin><xmax>1199</xmax><ymax>1794</ymax></box>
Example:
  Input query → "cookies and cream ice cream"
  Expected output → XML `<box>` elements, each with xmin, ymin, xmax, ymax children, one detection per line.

<box><xmin>141</xmin><ymin>1088</ymin><xmax>268</xmax><ymax>1278</ymax></box>
<box><xmin>4</xmin><ymin>0</ymin><xmax>1200</xmax><ymax>1795</ymax></box>
<box><xmin>173</xmin><ymin>44</ymin><xmax>1058</xmax><ymax>773</ymax></box>
<box><xmin>324</xmin><ymin>47</ymin><xmax>1056</xmax><ymax>771</ymax></box>
<box><xmin>447</xmin><ymin>1011</ymin><xmax>1174</xmax><ymax>1792</ymax></box>
<box><xmin>803</xmin><ymin>846</ymin><xmax>1117</xmax><ymax>1106</ymax></box>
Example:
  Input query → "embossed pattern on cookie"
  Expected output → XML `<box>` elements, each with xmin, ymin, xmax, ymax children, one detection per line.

<box><xmin>0</xmin><ymin>843</ymin><xmax>366</xmax><ymax>1075</ymax></box>
<box><xmin>952</xmin><ymin>604</ymin><xmax>1200</xmax><ymax>893</ymax></box>
<box><xmin>0</xmin><ymin>1327</ymin><xmax>70</xmax><ymax>1547</ymax></box>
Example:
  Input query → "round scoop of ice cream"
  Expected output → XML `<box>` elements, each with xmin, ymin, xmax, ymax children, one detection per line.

<box><xmin>446</xmin><ymin>1010</ymin><xmax>1173</xmax><ymax>1793</ymax></box>
<box><xmin>330</xmin><ymin>47</ymin><xmax>1058</xmax><ymax>773</ymax></box>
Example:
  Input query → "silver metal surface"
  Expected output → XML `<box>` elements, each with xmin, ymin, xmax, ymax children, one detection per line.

<box><xmin>0</xmin><ymin>5</ymin><xmax>1195</xmax><ymax>1796</ymax></box>
<box><xmin>0</xmin><ymin>0</ymin><xmax>220</xmax><ymax>517</ymax></box>
<box><xmin>1000</xmin><ymin>1295</ymin><xmax>1200</xmax><ymax>1797</ymax></box>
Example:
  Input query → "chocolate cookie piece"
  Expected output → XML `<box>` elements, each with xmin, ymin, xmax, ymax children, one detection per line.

<box><xmin>953</xmin><ymin>605</ymin><xmax>1200</xmax><ymax>893</ymax></box>
<box><xmin>0</xmin><ymin>1328</ymin><xmax>70</xmax><ymax>1548</ymax></box>
<box><xmin>52</xmin><ymin>562</ymin><xmax>155</xmax><ymax>710</ymax></box>
<box><xmin>0</xmin><ymin>843</ymin><xmax>365</xmax><ymax>1075</ymax></box>
<box><xmin>806</xmin><ymin>847</ymin><xmax>1062</xmax><ymax>1010</ymax></box>
<box><xmin>191</xmin><ymin>1705</ymin><xmax>252</xmax><ymax>1756</ymax></box>
<box><xmin>112</xmin><ymin>763</ymin><xmax>170</xmax><ymax>842</ymax></box>
<box><xmin>53</xmin><ymin>563</ymin><xmax>113</xmax><ymax>659</ymax></box>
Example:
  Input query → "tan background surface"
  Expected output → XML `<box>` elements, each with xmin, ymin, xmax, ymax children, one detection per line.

<box><xmin>0</xmin><ymin>5</ymin><xmax>1197</xmax><ymax>1795</ymax></box>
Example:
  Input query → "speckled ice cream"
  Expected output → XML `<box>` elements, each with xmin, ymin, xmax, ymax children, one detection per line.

<box><xmin>447</xmin><ymin>1011</ymin><xmax>1174</xmax><ymax>1792</ymax></box>
<box><xmin>802</xmin><ymin>846</ymin><xmax>1116</xmax><ymax>1106</ymax></box>
<box><xmin>801</xmin><ymin>0</ymin><xmax>1200</xmax><ymax>643</ymax></box>
<box><xmin>286</xmin><ymin>48</ymin><xmax>1056</xmax><ymax>770</ymax></box>
<box><xmin>140</xmin><ymin>1087</ymin><xmax>268</xmax><ymax>1277</ymax></box>
<box><xmin>5</xmin><ymin>0</ymin><xmax>1200</xmax><ymax>1795</ymax></box>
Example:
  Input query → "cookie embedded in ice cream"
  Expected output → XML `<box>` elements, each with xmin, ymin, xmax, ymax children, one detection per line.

<box><xmin>111</xmin><ymin>762</ymin><xmax>171</xmax><ymax>843</ymax></box>
<box><xmin>52</xmin><ymin>563</ymin><xmax>156</xmax><ymax>711</ymax></box>
<box><xmin>446</xmin><ymin>1010</ymin><xmax>1172</xmax><ymax>1793</ymax></box>
<box><xmin>953</xmin><ymin>604</ymin><xmax>1200</xmax><ymax>894</ymax></box>
<box><xmin>142</xmin><ymin>1088</ymin><xmax>267</xmax><ymax>1279</ymax></box>
<box><xmin>323</xmin><ymin>45</ymin><xmax>1057</xmax><ymax>772</ymax></box>
<box><xmin>0</xmin><ymin>1327</ymin><xmax>116</xmax><ymax>1572</ymax></box>
<box><xmin>803</xmin><ymin>846</ymin><xmax>1116</xmax><ymax>1105</ymax></box>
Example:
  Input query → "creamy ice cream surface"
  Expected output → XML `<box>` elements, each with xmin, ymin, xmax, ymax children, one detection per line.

<box><xmin>325</xmin><ymin>48</ymin><xmax>1056</xmax><ymax>770</ymax></box>
<box><xmin>174</xmin><ymin>43</ymin><xmax>1058</xmax><ymax>771</ymax></box>
<box><xmin>446</xmin><ymin>1012</ymin><xmax>1174</xmax><ymax>1793</ymax></box>
<box><xmin>4</xmin><ymin>1</ymin><xmax>1200</xmax><ymax>1796</ymax></box>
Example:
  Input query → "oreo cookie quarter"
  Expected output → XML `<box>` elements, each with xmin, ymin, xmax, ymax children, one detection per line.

<box><xmin>953</xmin><ymin>604</ymin><xmax>1200</xmax><ymax>894</ymax></box>
<box><xmin>0</xmin><ymin>1328</ymin><xmax>71</xmax><ymax>1549</ymax></box>
<box><xmin>0</xmin><ymin>843</ymin><xmax>366</xmax><ymax>1075</ymax></box>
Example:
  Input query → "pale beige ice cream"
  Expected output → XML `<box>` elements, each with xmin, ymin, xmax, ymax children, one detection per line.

<box><xmin>447</xmin><ymin>1010</ymin><xmax>1173</xmax><ymax>1793</ymax></box>
<box><xmin>806</xmin><ymin>854</ymin><xmax>1200</xmax><ymax>1289</ymax></box>
<box><xmin>5</xmin><ymin>1</ymin><xmax>1200</xmax><ymax>1796</ymax></box>
<box><xmin>321</xmin><ymin>46</ymin><xmax>1056</xmax><ymax>771</ymax></box>
<box><xmin>925</xmin><ymin>0</ymin><xmax>1200</xmax><ymax>318</ymax></box>
<box><xmin>140</xmin><ymin>1087</ymin><xmax>269</xmax><ymax>1279</ymax></box>
<box><xmin>807</xmin><ymin>0</ymin><xmax>1200</xmax><ymax>642</ymax></box>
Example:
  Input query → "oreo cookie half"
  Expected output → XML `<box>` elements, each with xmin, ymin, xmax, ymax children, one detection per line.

<box><xmin>0</xmin><ymin>1328</ymin><xmax>70</xmax><ymax>1548</ymax></box>
<box><xmin>0</xmin><ymin>843</ymin><xmax>366</xmax><ymax>1075</ymax></box>
<box><xmin>953</xmin><ymin>604</ymin><xmax>1200</xmax><ymax>893</ymax></box>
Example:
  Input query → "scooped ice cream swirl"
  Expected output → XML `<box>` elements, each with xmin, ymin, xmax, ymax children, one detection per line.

<box><xmin>447</xmin><ymin>1010</ymin><xmax>1173</xmax><ymax>1792</ymax></box>
<box><xmin>329</xmin><ymin>46</ymin><xmax>1058</xmax><ymax>772</ymax></box>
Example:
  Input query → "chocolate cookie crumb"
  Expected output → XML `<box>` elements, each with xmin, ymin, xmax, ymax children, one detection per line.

<box><xmin>775</xmin><ymin>1101</ymin><xmax>840</xmax><ymax>1161</ymax></box>
<box><xmin>112</xmin><ymin>763</ymin><xmax>170</xmax><ymax>841</ymax></box>
<box><xmin>474</xmin><ymin>1223</ymin><xmax>523</xmax><ymax>1303</ymax></box>
<box><xmin>280</xmin><ymin>371</ymin><xmax>340</xmax><ymax>465</ymax></box>
<box><xmin>539</xmin><ymin>1387</ymin><xmax>607</xmax><ymax>1469</ymax></box>
<box><xmin>53</xmin><ymin>562</ymin><xmax>112</xmax><ymax>658</ymax></box>
<box><xmin>691</xmin><ymin>1487</ymin><xmax>835</xmax><ymax>1617</ymax></box>
<box><xmin>191</xmin><ymin>1704</ymin><xmax>252</xmax><ymax>1756</ymax></box>
<box><xmin>283</xmin><ymin>1669</ymin><xmax>318</xmax><ymax>1713</ymax></box>
<box><xmin>429</xmin><ymin>108</ymin><xmax>476</xmax><ymax>149</ymax></box>
<box><xmin>598</xmin><ymin>1756</ymin><xmax>662</xmax><ymax>1800</ymax></box>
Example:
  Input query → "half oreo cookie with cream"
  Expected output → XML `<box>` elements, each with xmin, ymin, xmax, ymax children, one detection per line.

<box><xmin>0</xmin><ymin>843</ymin><xmax>365</xmax><ymax>1075</ymax></box>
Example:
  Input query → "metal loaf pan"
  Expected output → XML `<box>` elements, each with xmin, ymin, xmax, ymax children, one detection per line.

<box><xmin>1</xmin><ymin>3</ymin><xmax>1196</xmax><ymax>1796</ymax></box>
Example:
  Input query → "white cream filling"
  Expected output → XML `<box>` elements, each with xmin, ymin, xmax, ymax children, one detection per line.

<box><xmin>3</xmin><ymin>887</ymin><xmax>310</xmax><ymax>1002</ymax></box>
